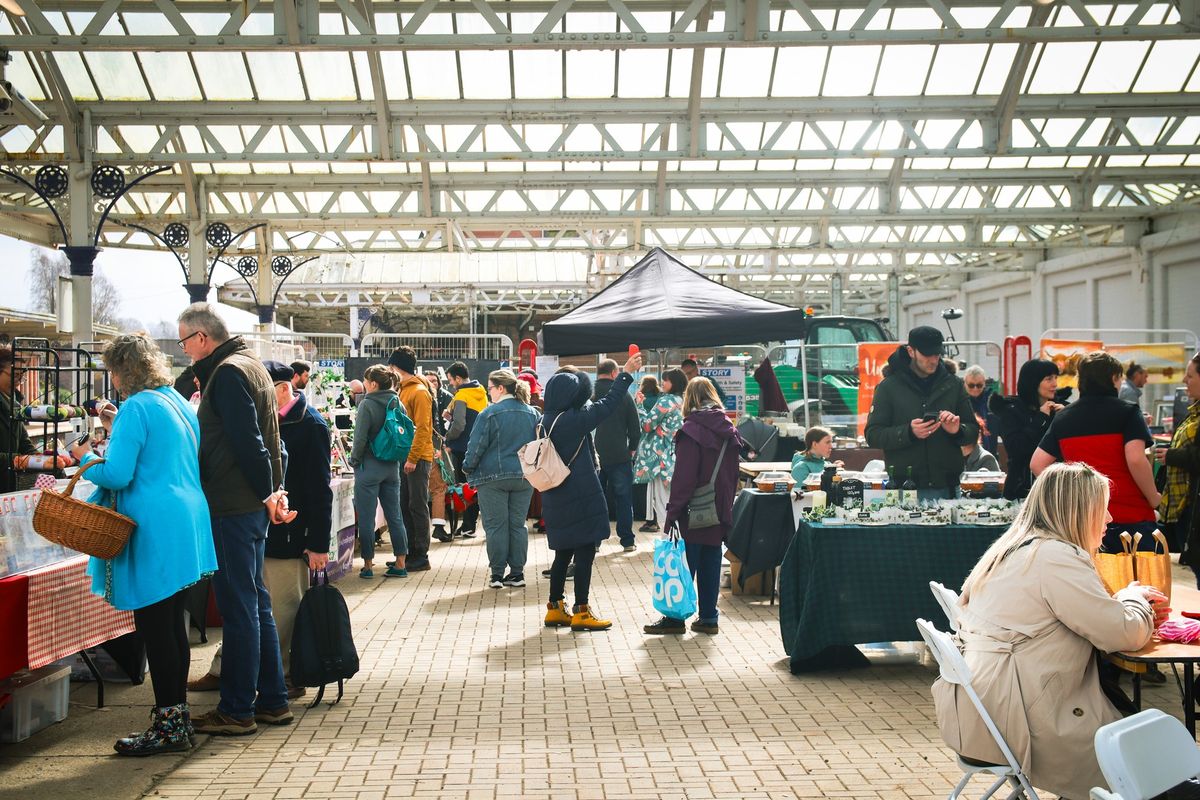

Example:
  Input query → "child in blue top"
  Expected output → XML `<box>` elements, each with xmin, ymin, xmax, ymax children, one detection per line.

<box><xmin>790</xmin><ymin>426</ymin><xmax>844</xmax><ymax>483</ymax></box>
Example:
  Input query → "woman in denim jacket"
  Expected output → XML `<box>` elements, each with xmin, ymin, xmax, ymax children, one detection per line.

<box><xmin>464</xmin><ymin>369</ymin><xmax>541</xmax><ymax>587</ymax></box>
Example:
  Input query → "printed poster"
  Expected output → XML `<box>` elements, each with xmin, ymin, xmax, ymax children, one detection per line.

<box><xmin>699</xmin><ymin>366</ymin><xmax>746</xmax><ymax>415</ymax></box>
<box><xmin>856</xmin><ymin>342</ymin><xmax>900</xmax><ymax>436</ymax></box>
<box><xmin>1039</xmin><ymin>339</ymin><xmax>1103</xmax><ymax>389</ymax></box>
<box><xmin>1105</xmin><ymin>343</ymin><xmax>1190</xmax><ymax>385</ymax></box>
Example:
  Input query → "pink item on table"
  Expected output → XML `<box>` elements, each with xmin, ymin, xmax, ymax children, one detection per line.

<box><xmin>33</xmin><ymin>474</ymin><xmax>57</xmax><ymax>492</ymax></box>
<box><xmin>1156</xmin><ymin>619</ymin><xmax>1200</xmax><ymax>643</ymax></box>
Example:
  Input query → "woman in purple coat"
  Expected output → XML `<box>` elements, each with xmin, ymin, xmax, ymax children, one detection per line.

<box><xmin>644</xmin><ymin>377</ymin><xmax>744</xmax><ymax>635</ymax></box>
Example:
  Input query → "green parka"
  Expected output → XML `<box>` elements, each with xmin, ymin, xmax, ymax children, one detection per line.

<box><xmin>864</xmin><ymin>347</ymin><xmax>978</xmax><ymax>490</ymax></box>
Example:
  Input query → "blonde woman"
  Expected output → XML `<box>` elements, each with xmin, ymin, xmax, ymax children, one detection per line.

<box><xmin>68</xmin><ymin>334</ymin><xmax>216</xmax><ymax>756</ymax></box>
<box><xmin>931</xmin><ymin>462</ymin><xmax>1168</xmax><ymax>800</ymax></box>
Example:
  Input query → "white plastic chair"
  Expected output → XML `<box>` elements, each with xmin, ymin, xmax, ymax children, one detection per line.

<box><xmin>916</xmin><ymin>619</ymin><xmax>1041</xmax><ymax>800</ymax></box>
<box><xmin>929</xmin><ymin>581</ymin><xmax>962</xmax><ymax>632</ymax></box>
<box><xmin>1089</xmin><ymin>709</ymin><xmax>1200</xmax><ymax>800</ymax></box>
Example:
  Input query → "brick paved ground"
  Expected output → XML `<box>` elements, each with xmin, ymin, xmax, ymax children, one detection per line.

<box><xmin>9</xmin><ymin>528</ymin><xmax>1187</xmax><ymax>800</ymax></box>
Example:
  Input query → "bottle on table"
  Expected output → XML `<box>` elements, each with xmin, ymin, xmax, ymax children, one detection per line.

<box><xmin>901</xmin><ymin>466</ymin><xmax>919</xmax><ymax>506</ymax></box>
<box><xmin>884</xmin><ymin>467</ymin><xmax>899</xmax><ymax>506</ymax></box>
<box><xmin>830</xmin><ymin>472</ymin><xmax>843</xmax><ymax>507</ymax></box>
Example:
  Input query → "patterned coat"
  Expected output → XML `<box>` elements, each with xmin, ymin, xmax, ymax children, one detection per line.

<box><xmin>634</xmin><ymin>393</ymin><xmax>683</xmax><ymax>484</ymax></box>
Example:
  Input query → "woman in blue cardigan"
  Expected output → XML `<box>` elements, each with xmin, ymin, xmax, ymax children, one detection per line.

<box><xmin>541</xmin><ymin>352</ymin><xmax>642</xmax><ymax>631</ymax></box>
<box><xmin>69</xmin><ymin>333</ymin><xmax>216</xmax><ymax>757</ymax></box>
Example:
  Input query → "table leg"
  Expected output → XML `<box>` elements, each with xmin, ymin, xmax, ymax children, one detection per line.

<box><xmin>770</xmin><ymin>567</ymin><xmax>777</xmax><ymax>606</ymax></box>
<box><xmin>1132</xmin><ymin>672</ymin><xmax>1141</xmax><ymax>711</ymax></box>
<box><xmin>78</xmin><ymin>649</ymin><xmax>105</xmax><ymax>709</ymax></box>
<box><xmin>1185</xmin><ymin>662</ymin><xmax>1195</xmax><ymax>739</ymax></box>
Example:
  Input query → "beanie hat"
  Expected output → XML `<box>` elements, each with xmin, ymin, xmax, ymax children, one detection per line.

<box><xmin>388</xmin><ymin>348</ymin><xmax>417</xmax><ymax>374</ymax></box>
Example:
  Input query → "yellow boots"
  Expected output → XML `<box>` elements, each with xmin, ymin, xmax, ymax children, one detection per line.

<box><xmin>545</xmin><ymin>601</ymin><xmax>613</xmax><ymax>631</ymax></box>
<box><xmin>570</xmin><ymin>604</ymin><xmax>612</xmax><ymax>632</ymax></box>
<box><xmin>544</xmin><ymin>601</ymin><xmax>572</xmax><ymax>627</ymax></box>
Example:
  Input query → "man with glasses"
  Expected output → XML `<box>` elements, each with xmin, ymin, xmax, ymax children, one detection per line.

<box><xmin>0</xmin><ymin>346</ymin><xmax>35</xmax><ymax>493</ymax></box>
<box><xmin>177</xmin><ymin>303</ymin><xmax>297</xmax><ymax>736</ymax></box>
<box><xmin>963</xmin><ymin>364</ymin><xmax>998</xmax><ymax>455</ymax></box>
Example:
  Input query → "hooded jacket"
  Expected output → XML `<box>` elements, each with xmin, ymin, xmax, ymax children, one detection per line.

<box><xmin>267</xmin><ymin>390</ymin><xmax>333</xmax><ymax>559</ymax></box>
<box><xmin>591</xmin><ymin>375</ymin><xmax>640</xmax><ymax>467</ymax></box>
<box><xmin>540</xmin><ymin>369</ymin><xmax>634</xmax><ymax>550</ymax></box>
<box><xmin>663</xmin><ymin>406</ymin><xmax>745</xmax><ymax>546</ymax></box>
<box><xmin>397</xmin><ymin>373</ymin><xmax>434</xmax><ymax>463</ymax></box>
<box><xmin>987</xmin><ymin>359</ymin><xmax>1061</xmax><ymax>500</ymax></box>
<box><xmin>864</xmin><ymin>347</ymin><xmax>978</xmax><ymax>490</ymax></box>
<box><xmin>446</xmin><ymin>380</ymin><xmax>488</xmax><ymax>454</ymax></box>
<box><xmin>350</xmin><ymin>388</ymin><xmax>400</xmax><ymax>468</ymax></box>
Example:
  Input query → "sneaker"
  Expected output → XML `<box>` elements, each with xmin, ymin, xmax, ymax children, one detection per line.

<box><xmin>458</xmin><ymin>528</ymin><xmax>477</xmax><ymax>539</ymax></box>
<box><xmin>502</xmin><ymin>573</ymin><xmax>526</xmax><ymax>587</ymax></box>
<box><xmin>385</xmin><ymin>566</ymin><xmax>408</xmax><ymax>578</ymax></box>
<box><xmin>186</xmin><ymin>673</ymin><xmax>220</xmax><ymax>692</ymax></box>
<box><xmin>639</xmin><ymin>521</ymin><xmax>659</xmax><ymax>533</ymax></box>
<box><xmin>359</xmin><ymin>567</ymin><xmax>374</xmax><ymax>579</ymax></box>
<box><xmin>489</xmin><ymin>574</ymin><xmax>504</xmax><ymax>588</ymax></box>
<box><xmin>534</xmin><ymin>521</ymin><xmax>546</xmax><ymax>533</ymax></box>
<box><xmin>540</xmin><ymin>564</ymin><xmax>575</xmax><ymax>580</ymax></box>
<box><xmin>406</xmin><ymin>557</ymin><xmax>431</xmax><ymax>572</ymax></box>
<box><xmin>644</xmin><ymin>616</ymin><xmax>686</xmax><ymax>635</ymax></box>
<box><xmin>286</xmin><ymin>685</ymin><xmax>306</xmax><ymax>700</ymax></box>
<box><xmin>191</xmin><ymin>709</ymin><xmax>256</xmax><ymax>736</ymax></box>
<box><xmin>691</xmin><ymin>620</ymin><xmax>719</xmax><ymax>635</ymax></box>
<box><xmin>253</xmin><ymin>706</ymin><xmax>294</xmax><ymax>726</ymax></box>
<box><xmin>623</xmin><ymin>544</ymin><xmax>637</xmax><ymax>553</ymax></box>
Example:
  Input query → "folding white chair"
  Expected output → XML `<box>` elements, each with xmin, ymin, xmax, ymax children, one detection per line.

<box><xmin>929</xmin><ymin>581</ymin><xmax>962</xmax><ymax>632</ymax></box>
<box><xmin>916</xmin><ymin>619</ymin><xmax>1041</xmax><ymax>800</ymax></box>
<box><xmin>1089</xmin><ymin>709</ymin><xmax>1200</xmax><ymax>800</ymax></box>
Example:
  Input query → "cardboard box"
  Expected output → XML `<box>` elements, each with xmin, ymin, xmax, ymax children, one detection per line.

<box><xmin>726</xmin><ymin>552</ymin><xmax>770</xmax><ymax>596</ymax></box>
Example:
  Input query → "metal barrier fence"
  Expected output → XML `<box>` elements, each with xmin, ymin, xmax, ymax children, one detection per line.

<box><xmin>359</xmin><ymin>333</ymin><xmax>514</xmax><ymax>363</ymax></box>
<box><xmin>229</xmin><ymin>332</ymin><xmax>354</xmax><ymax>365</ymax></box>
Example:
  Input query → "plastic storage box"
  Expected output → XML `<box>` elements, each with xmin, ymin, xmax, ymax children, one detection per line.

<box><xmin>0</xmin><ymin>665</ymin><xmax>70</xmax><ymax>742</ymax></box>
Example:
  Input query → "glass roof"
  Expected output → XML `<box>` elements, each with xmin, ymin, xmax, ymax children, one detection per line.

<box><xmin>0</xmin><ymin>0</ymin><xmax>1195</xmax><ymax>275</ymax></box>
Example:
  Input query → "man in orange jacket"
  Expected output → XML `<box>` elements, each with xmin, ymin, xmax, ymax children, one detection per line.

<box><xmin>389</xmin><ymin>346</ymin><xmax>435</xmax><ymax>572</ymax></box>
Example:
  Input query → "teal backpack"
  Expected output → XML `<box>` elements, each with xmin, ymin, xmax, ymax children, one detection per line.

<box><xmin>370</xmin><ymin>396</ymin><xmax>415</xmax><ymax>463</ymax></box>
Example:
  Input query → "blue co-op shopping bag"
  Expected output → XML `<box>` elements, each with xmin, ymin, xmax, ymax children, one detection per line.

<box><xmin>651</xmin><ymin>529</ymin><xmax>698</xmax><ymax>620</ymax></box>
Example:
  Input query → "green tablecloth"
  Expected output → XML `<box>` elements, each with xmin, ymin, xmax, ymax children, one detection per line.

<box><xmin>779</xmin><ymin>521</ymin><xmax>1003</xmax><ymax>672</ymax></box>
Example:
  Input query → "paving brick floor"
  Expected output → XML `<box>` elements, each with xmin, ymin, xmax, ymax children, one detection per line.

<box><xmin>144</xmin><ymin>529</ymin><xmax>1190</xmax><ymax>800</ymax></box>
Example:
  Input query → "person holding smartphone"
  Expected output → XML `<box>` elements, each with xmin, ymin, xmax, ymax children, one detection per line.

<box><xmin>864</xmin><ymin>326</ymin><xmax>979</xmax><ymax>500</ymax></box>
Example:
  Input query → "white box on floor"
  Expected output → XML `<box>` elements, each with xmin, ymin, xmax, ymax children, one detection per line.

<box><xmin>0</xmin><ymin>665</ymin><xmax>70</xmax><ymax>742</ymax></box>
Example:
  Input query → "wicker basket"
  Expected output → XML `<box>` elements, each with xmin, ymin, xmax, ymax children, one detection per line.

<box><xmin>31</xmin><ymin>459</ymin><xmax>135</xmax><ymax>559</ymax></box>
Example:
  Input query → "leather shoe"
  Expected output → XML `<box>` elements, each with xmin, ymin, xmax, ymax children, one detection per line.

<box><xmin>186</xmin><ymin>673</ymin><xmax>220</xmax><ymax>692</ymax></box>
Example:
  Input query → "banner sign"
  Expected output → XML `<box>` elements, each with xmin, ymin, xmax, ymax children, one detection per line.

<box><xmin>856</xmin><ymin>342</ymin><xmax>901</xmax><ymax>437</ymax></box>
<box><xmin>1105</xmin><ymin>343</ymin><xmax>1190</xmax><ymax>385</ymax></box>
<box><xmin>700</xmin><ymin>366</ymin><xmax>746</xmax><ymax>414</ymax></box>
<box><xmin>1039</xmin><ymin>339</ymin><xmax>1103</xmax><ymax>389</ymax></box>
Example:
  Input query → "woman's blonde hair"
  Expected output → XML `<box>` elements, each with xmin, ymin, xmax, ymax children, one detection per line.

<box><xmin>682</xmin><ymin>377</ymin><xmax>722</xmax><ymax>417</ymax></box>
<box><xmin>488</xmin><ymin>369</ymin><xmax>530</xmax><ymax>404</ymax></box>
<box><xmin>102</xmin><ymin>333</ymin><xmax>171</xmax><ymax>395</ymax></box>
<box><xmin>960</xmin><ymin>462</ymin><xmax>1109</xmax><ymax>602</ymax></box>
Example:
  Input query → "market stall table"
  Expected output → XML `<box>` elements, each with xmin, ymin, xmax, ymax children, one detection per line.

<box><xmin>726</xmin><ymin>489</ymin><xmax>802</xmax><ymax>602</ymax></box>
<box><xmin>778</xmin><ymin>519</ymin><xmax>1004</xmax><ymax>673</ymax></box>
<box><xmin>1119</xmin><ymin>584</ymin><xmax>1200</xmax><ymax>738</ymax></box>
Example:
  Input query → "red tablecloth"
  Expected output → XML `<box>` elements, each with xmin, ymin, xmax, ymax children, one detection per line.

<box><xmin>0</xmin><ymin>574</ymin><xmax>29</xmax><ymax>679</ymax></box>
<box><xmin>12</xmin><ymin>556</ymin><xmax>135</xmax><ymax>672</ymax></box>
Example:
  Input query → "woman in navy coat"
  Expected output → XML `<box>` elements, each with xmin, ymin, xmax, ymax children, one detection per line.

<box><xmin>542</xmin><ymin>352</ymin><xmax>643</xmax><ymax>631</ymax></box>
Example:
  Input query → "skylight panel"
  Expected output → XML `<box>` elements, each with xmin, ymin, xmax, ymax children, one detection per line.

<box><xmin>822</xmin><ymin>46</ymin><xmax>880</xmax><ymax>96</ymax></box>
<box><xmin>565</xmin><ymin>51</ymin><xmax>616</xmax><ymax>98</ymax></box>
<box><xmin>407</xmin><ymin>52</ymin><xmax>461</xmax><ymax>99</ymax></box>
<box><xmin>719</xmin><ymin>49</ymin><xmax>774</xmax><ymax>98</ymax></box>
<box><xmin>378</xmin><ymin>53</ymin><xmax>410</xmax><ymax>99</ymax></box>
<box><xmin>460</xmin><ymin>51</ymin><xmax>512</xmax><ymax>99</ymax></box>
<box><xmin>512</xmin><ymin>51</ymin><xmax>564</xmax><ymax>99</ymax></box>
<box><xmin>299</xmin><ymin>53</ymin><xmax>359</xmax><ymax>101</ymax></box>
<box><xmin>193</xmin><ymin>52</ymin><xmax>255</xmax><ymax>100</ymax></box>
<box><xmin>925</xmin><ymin>44</ymin><xmax>987</xmax><ymax>95</ymax></box>
<box><xmin>8</xmin><ymin>51</ymin><xmax>46</xmax><ymax>101</ymax></box>
<box><xmin>140</xmin><ymin>52</ymin><xmax>203</xmax><ymax>100</ymax></box>
<box><xmin>82</xmin><ymin>53</ymin><xmax>151</xmax><ymax>100</ymax></box>
<box><xmin>873</xmin><ymin>46</ymin><xmax>934</xmax><ymax>96</ymax></box>
<box><xmin>1026</xmin><ymin>43</ymin><xmax>1094</xmax><ymax>94</ymax></box>
<box><xmin>618</xmin><ymin>50</ymin><xmax>670</xmax><ymax>98</ymax></box>
<box><xmin>975</xmin><ymin>44</ymin><xmax>1019</xmax><ymax>94</ymax></box>
<box><xmin>245</xmin><ymin>53</ymin><xmax>305</xmax><ymax>100</ymax></box>
<box><xmin>771</xmin><ymin>48</ymin><xmax>828</xmax><ymax>97</ymax></box>
<box><xmin>665</xmin><ymin>50</ymin><xmax>694</xmax><ymax>98</ymax></box>
<box><xmin>1080</xmin><ymin>41</ymin><xmax>1149</xmax><ymax>93</ymax></box>
<box><xmin>1134</xmin><ymin>41</ymin><xmax>1200</xmax><ymax>92</ymax></box>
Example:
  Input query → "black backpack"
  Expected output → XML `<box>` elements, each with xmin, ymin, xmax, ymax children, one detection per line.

<box><xmin>290</xmin><ymin>570</ymin><xmax>359</xmax><ymax>708</ymax></box>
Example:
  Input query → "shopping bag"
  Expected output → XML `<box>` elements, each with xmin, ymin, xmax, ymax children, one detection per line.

<box><xmin>1133</xmin><ymin>530</ymin><xmax>1172</xmax><ymax>604</ymax></box>
<box><xmin>651</xmin><ymin>528</ymin><xmax>697</xmax><ymax>620</ymax></box>
<box><xmin>1093</xmin><ymin>531</ymin><xmax>1135</xmax><ymax>596</ymax></box>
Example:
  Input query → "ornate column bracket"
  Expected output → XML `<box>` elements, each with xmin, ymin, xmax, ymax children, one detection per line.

<box><xmin>220</xmin><ymin>252</ymin><xmax>319</xmax><ymax>324</ymax></box>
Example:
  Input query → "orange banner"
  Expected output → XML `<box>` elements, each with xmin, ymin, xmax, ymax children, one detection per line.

<box><xmin>857</xmin><ymin>342</ymin><xmax>901</xmax><ymax>436</ymax></box>
<box><xmin>1040</xmin><ymin>339</ymin><xmax>1103</xmax><ymax>389</ymax></box>
<box><xmin>1105</xmin><ymin>343</ymin><xmax>1190</xmax><ymax>385</ymax></box>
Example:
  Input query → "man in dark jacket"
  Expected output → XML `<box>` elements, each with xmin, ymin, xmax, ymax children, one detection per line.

<box><xmin>177</xmin><ymin>303</ymin><xmax>295</xmax><ymax>736</ymax></box>
<box><xmin>0</xmin><ymin>347</ymin><xmax>35</xmax><ymax>494</ymax></box>
<box><xmin>592</xmin><ymin>359</ymin><xmax>641</xmax><ymax>550</ymax></box>
<box><xmin>865</xmin><ymin>326</ymin><xmax>978</xmax><ymax>498</ymax></box>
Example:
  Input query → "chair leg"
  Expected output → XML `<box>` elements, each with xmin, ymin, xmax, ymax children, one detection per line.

<box><xmin>1013</xmin><ymin>773</ymin><xmax>1040</xmax><ymax>800</ymax></box>
<box><xmin>948</xmin><ymin>771</ymin><xmax>974</xmax><ymax>799</ymax></box>
<box><xmin>975</xmin><ymin>774</ymin><xmax>1008</xmax><ymax>799</ymax></box>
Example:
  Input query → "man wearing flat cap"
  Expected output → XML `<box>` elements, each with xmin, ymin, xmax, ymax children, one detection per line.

<box><xmin>865</xmin><ymin>326</ymin><xmax>978</xmax><ymax>499</ymax></box>
<box><xmin>0</xmin><ymin>346</ymin><xmax>35</xmax><ymax>493</ymax></box>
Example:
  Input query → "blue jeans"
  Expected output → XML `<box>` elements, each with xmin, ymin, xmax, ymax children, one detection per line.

<box><xmin>210</xmin><ymin>510</ymin><xmax>288</xmax><ymax>719</ymax></box>
<box><xmin>354</xmin><ymin>456</ymin><xmax>407</xmax><ymax>563</ymax></box>
<box><xmin>685</xmin><ymin>542</ymin><xmax>723</xmax><ymax>623</ymax></box>
<box><xmin>477</xmin><ymin>477</ymin><xmax>533</xmax><ymax>576</ymax></box>
<box><xmin>600</xmin><ymin>461</ymin><xmax>635</xmax><ymax>546</ymax></box>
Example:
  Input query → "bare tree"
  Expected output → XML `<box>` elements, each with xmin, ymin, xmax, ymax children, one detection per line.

<box><xmin>28</xmin><ymin>248</ymin><xmax>124</xmax><ymax>327</ymax></box>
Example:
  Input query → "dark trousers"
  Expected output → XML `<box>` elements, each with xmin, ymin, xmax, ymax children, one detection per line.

<box><xmin>549</xmin><ymin>545</ymin><xmax>597</xmax><ymax>608</ymax></box>
<box><xmin>401</xmin><ymin>459</ymin><xmax>432</xmax><ymax>558</ymax></box>
<box><xmin>599</xmin><ymin>461</ymin><xmax>635</xmax><ymax>546</ymax></box>
<box><xmin>450</xmin><ymin>451</ymin><xmax>480</xmax><ymax>532</ymax></box>
<box><xmin>1102</xmin><ymin>520</ymin><xmax>1162</xmax><ymax>554</ymax></box>
<box><xmin>133</xmin><ymin>589</ymin><xmax>189</xmax><ymax>708</ymax></box>
<box><xmin>685</xmin><ymin>542</ymin><xmax>723</xmax><ymax>623</ymax></box>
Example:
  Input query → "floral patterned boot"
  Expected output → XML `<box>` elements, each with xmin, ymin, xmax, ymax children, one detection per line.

<box><xmin>114</xmin><ymin>704</ymin><xmax>192</xmax><ymax>757</ymax></box>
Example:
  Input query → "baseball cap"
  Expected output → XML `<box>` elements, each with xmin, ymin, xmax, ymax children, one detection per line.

<box><xmin>262</xmin><ymin>360</ymin><xmax>294</xmax><ymax>384</ymax></box>
<box><xmin>907</xmin><ymin>326</ymin><xmax>945</xmax><ymax>356</ymax></box>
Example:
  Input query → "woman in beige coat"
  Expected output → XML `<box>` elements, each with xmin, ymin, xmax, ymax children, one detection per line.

<box><xmin>932</xmin><ymin>462</ymin><xmax>1169</xmax><ymax>800</ymax></box>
